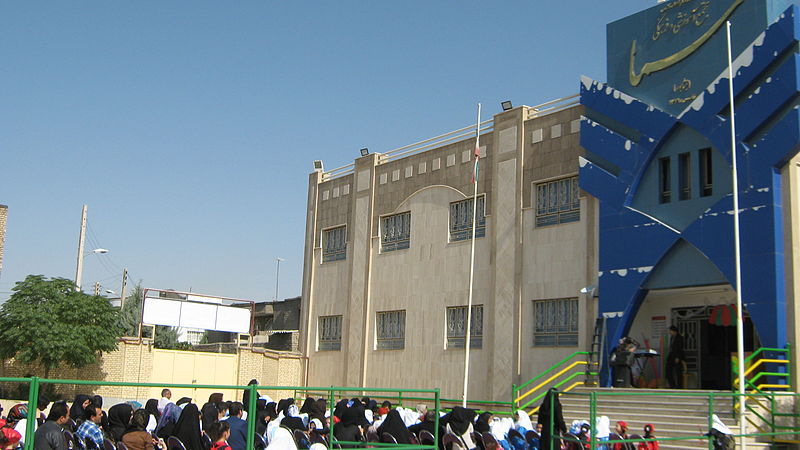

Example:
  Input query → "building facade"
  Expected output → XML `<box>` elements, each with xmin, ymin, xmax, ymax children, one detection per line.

<box><xmin>300</xmin><ymin>98</ymin><xmax>597</xmax><ymax>402</ymax></box>
<box><xmin>580</xmin><ymin>0</ymin><xmax>800</xmax><ymax>389</ymax></box>
<box><xmin>300</xmin><ymin>0</ymin><xmax>800</xmax><ymax>400</ymax></box>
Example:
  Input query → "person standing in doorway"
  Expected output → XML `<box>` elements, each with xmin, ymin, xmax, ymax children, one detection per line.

<box><xmin>666</xmin><ymin>326</ymin><xmax>685</xmax><ymax>388</ymax></box>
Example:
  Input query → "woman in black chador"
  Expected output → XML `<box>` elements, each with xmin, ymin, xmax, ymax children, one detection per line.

<box><xmin>537</xmin><ymin>388</ymin><xmax>567</xmax><ymax>450</ymax></box>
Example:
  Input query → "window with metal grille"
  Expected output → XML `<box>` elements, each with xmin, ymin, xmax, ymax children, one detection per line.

<box><xmin>381</xmin><ymin>212</ymin><xmax>411</xmax><ymax>252</ymax></box>
<box><xmin>449</xmin><ymin>196</ymin><xmax>486</xmax><ymax>242</ymax></box>
<box><xmin>322</xmin><ymin>226</ymin><xmax>347</xmax><ymax>262</ymax></box>
<box><xmin>679</xmin><ymin>152</ymin><xmax>691</xmax><ymax>200</ymax></box>
<box><xmin>318</xmin><ymin>315</ymin><xmax>342</xmax><ymax>351</ymax></box>
<box><xmin>533</xmin><ymin>298</ymin><xmax>579</xmax><ymax>346</ymax></box>
<box><xmin>376</xmin><ymin>310</ymin><xmax>405</xmax><ymax>350</ymax></box>
<box><xmin>535</xmin><ymin>176</ymin><xmax>580</xmax><ymax>227</ymax></box>
<box><xmin>699</xmin><ymin>148</ymin><xmax>713</xmax><ymax>197</ymax></box>
<box><xmin>659</xmin><ymin>157</ymin><xmax>672</xmax><ymax>203</ymax></box>
<box><xmin>446</xmin><ymin>305</ymin><xmax>483</xmax><ymax>348</ymax></box>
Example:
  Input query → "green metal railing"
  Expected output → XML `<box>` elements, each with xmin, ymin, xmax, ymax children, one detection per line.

<box><xmin>1</xmin><ymin>377</ymin><xmax>440</xmax><ymax>450</ymax></box>
<box><xmin>727</xmin><ymin>346</ymin><xmax>797</xmax><ymax>439</ymax></box>
<box><xmin>294</xmin><ymin>389</ymin><xmax>512</xmax><ymax>413</ymax></box>
<box><xmin>511</xmin><ymin>351</ymin><xmax>598</xmax><ymax>412</ymax></box>
<box><xmin>730</xmin><ymin>346</ymin><xmax>791</xmax><ymax>392</ymax></box>
<box><xmin>550</xmin><ymin>389</ymin><xmax>800</xmax><ymax>449</ymax></box>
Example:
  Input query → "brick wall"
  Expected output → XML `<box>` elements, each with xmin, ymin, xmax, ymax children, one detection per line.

<box><xmin>0</xmin><ymin>339</ymin><xmax>305</xmax><ymax>403</ymax></box>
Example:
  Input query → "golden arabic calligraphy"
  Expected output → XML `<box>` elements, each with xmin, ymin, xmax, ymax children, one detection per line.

<box><xmin>673</xmin><ymin>78</ymin><xmax>692</xmax><ymax>92</ymax></box>
<box><xmin>629</xmin><ymin>0</ymin><xmax>743</xmax><ymax>86</ymax></box>
<box><xmin>653</xmin><ymin>1</ymin><xmax>711</xmax><ymax>41</ymax></box>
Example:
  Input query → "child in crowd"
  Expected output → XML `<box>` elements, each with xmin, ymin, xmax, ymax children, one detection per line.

<box><xmin>208</xmin><ymin>421</ymin><xmax>232</xmax><ymax>450</ymax></box>
<box><xmin>638</xmin><ymin>424</ymin><xmax>658</xmax><ymax>450</ymax></box>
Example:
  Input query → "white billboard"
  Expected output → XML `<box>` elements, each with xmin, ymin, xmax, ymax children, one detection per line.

<box><xmin>143</xmin><ymin>297</ymin><xmax>251</xmax><ymax>334</ymax></box>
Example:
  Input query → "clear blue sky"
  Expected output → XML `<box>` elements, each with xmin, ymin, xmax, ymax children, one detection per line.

<box><xmin>1</xmin><ymin>1</ymin><xmax>647</xmax><ymax>303</ymax></box>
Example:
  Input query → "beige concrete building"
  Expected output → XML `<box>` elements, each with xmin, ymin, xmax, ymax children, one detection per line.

<box><xmin>300</xmin><ymin>97</ymin><xmax>597</xmax><ymax>402</ymax></box>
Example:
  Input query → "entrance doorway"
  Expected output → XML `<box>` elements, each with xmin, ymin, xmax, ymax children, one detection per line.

<box><xmin>672</xmin><ymin>306</ymin><xmax>759</xmax><ymax>390</ymax></box>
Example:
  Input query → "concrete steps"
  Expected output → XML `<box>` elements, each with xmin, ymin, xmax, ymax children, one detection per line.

<box><xmin>555</xmin><ymin>388</ymin><xmax>769</xmax><ymax>450</ymax></box>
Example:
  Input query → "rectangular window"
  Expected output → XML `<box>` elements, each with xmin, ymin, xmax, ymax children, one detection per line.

<box><xmin>381</xmin><ymin>212</ymin><xmax>411</xmax><ymax>252</ymax></box>
<box><xmin>376</xmin><ymin>310</ymin><xmax>405</xmax><ymax>350</ymax></box>
<box><xmin>184</xmin><ymin>330</ymin><xmax>204</xmax><ymax>345</ymax></box>
<box><xmin>679</xmin><ymin>152</ymin><xmax>691</xmax><ymax>200</ymax></box>
<box><xmin>533</xmin><ymin>298</ymin><xmax>579</xmax><ymax>346</ymax></box>
<box><xmin>699</xmin><ymin>148</ymin><xmax>713</xmax><ymax>197</ymax></box>
<box><xmin>535</xmin><ymin>176</ymin><xmax>580</xmax><ymax>227</ymax></box>
<box><xmin>446</xmin><ymin>305</ymin><xmax>483</xmax><ymax>348</ymax></box>
<box><xmin>322</xmin><ymin>226</ymin><xmax>347</xmax><ymax>262</ymax></box>
<box><xmin>449</xmin><ymin>196</ymin><xmax>486</xmax><ymax>242</ymax></box>
<box><xmin>659</xmin><ymin>157</ymin><xmax>671</xmax><ymax>204</ymax></box>
<box><xmin>318</xmin><ymin>315</ymin><xmax>342</xmax><ymax>351</ymax></box>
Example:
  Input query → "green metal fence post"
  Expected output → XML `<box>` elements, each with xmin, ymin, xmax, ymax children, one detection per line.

<box><xmin>707</xmin><ymin>393</ymin><xmax>714</xmax><ymax>450</ymax></box>
<box><xmin>434</xmin><ymin>389</ymin><xmax>440</xmax><ymax>450</ymax></box>
<box><xmin>24</xmin><ymin>377</ymin><xmax>39</xmax><ymax>450</ymax></box>
<box><xmin>549</xmin><ymin>392</ymin><xmax>554</xmax><ymax>450</ymax></box>
<box><xmin>770</xmin><ymin>392</ymin><xmax>776</xmax><ymax>435</ymax></box>
<box><xmin>589</xmin><ymin>391</ymin><xmax>596</xmax><ymax>450</ymax></box>
<box><xmin>246</xmin><ymin>384</ymin><xmax>257</xmax><ymax>450</ymax></box>
<box><xmin>511</xmin><ymin>384</ymin><xmax>517</xmax><ymax>410</ymax></box>
<box><xmin>328</xmin><ymin>387</ymin><xmax>335</xmax><ymax>450</ymax></box>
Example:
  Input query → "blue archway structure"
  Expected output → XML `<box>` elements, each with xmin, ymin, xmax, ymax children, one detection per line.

<box><xmin>579</xmin><ymin>7</ymin><xmax>800</xmax><ymax>386</ymax></box>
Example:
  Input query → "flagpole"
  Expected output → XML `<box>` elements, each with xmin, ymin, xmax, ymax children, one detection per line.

<box><xmin>462</xmin><ymin>102</ymin><xmax>481</xmax><ymax>408</ymax></box>
<box><xmin>726</xmin><ymin>20</ymin><xmax>747</xmax><ymax>450</ymax></box>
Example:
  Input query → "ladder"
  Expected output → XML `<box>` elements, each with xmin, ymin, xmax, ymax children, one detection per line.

<box><xmin>587</xmin><ymin>316</ymin><xmax>606</xmax><ymax>386</ymax></box>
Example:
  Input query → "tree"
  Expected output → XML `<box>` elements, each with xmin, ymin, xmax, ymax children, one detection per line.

<box><xmin>118</xmin><ymin>283</ymin><xmax>181</xmax><ymax>349</ymax></box>
<box><xmin>0</xmin><ymin>275</ymin><xmax>123</xmax><ymax>378</ymax></box>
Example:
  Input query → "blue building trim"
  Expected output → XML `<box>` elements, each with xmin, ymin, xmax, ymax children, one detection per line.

<box><xmin>580</xmin><ymin>7</ymin><xmax>800</xmax><ymax>385</ymax></box>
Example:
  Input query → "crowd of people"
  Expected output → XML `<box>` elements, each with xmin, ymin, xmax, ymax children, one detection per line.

<box><xmin>0</xmin><ymin>383</ymin><xmax>734</xmax><ymax>450</ymax></box>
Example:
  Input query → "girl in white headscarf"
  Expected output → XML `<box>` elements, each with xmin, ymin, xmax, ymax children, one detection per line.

<box><xmin>490</xmin><ymin>417</ymin><xmax>515</xmax><ymax>447</ymax></box>
<box><xmin>516</xmin><ymin>410</ymin><xmax>534</xmax><ymax>432</ymax></box>
<box><xmin>266</xmin><ymin>426</ymin><xmax>298</xmax><ymax>449</ymax></box>
<box><xmin>595</xmin><ymin>416</ymin><xmax>611</xmax><ymax>450</ymax></box>
<box><xmin>707</xmin><ymin>414</ymin><xmax>734</xmax><ymax>450</ymax></box>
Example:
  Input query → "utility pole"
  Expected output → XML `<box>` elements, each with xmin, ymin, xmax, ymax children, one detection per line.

<box><xmin>74</xmin><ymin>205</ymin><xmax>88</xmax><ymax>292</ymax></box>
<box><xmin>274</xmin><ymin>257</ymin><xmax>285</xmax><ymax>302</ymax></box>
<box><xmin>94</xmin><ymin>282</ymin><xmax>100</xmax><ymax>296</ymax></box>
<box><xmin>120</xmin><ymin>268</ymin><xmax>128</xmax><ymax>308</ymax></box>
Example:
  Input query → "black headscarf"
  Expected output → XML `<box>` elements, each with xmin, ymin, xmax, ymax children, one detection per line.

<box><xmin>265</xmin><ymin>402</ymin><xmax>277</xmax><ymax>419</ymax></box>
<box><xmin>175</xmin><ymin>397</ymin><xmax>192</xmax><ymax>407</ymax></box>
<box><xmin>333</xmin><ymin>399</ymin><xmax>349</xmax><ymax>419</ymax></box>
<box><xmin>446</xmin><ymin>407</ymin><xmax>475</xmax><ymax>436</ymax></box>
<box><xmin>242</xmin><ymin>379</ymin><xmax>259</xmax><ymax>410</ymax></box>
<box><xmin>174</xmin><ymin>403</ymin><xmax>204</xmax><ymax>450</ymax></box>
<box><xmin>309</xmin><ymin>399</ymin><xmax>327</xmax><ymax>427</ymax></box>
<box><xmin>200</xmin><ymin>402</ymin><xmax>219</xmax><ymax>432</ymax></box>
<box><xmin>377</xmin><ymin>409</ymin><xmax>413</xmax><ymax>444</ymax></box>
<box><xmin>108</xmin><ymin>403</ymin><xmax>134</xmax><ymax>442</ymax></box>
<box><xmin>299</xmin><ymin>398</ymin><xmax>315</xmax><ymax>414</ymax></box>
<box><xmin>70</xmin><ymin>395</ymin><xmax>91</xmax><ymax>421</ymax></box>
<box><xmin>255</xmin><ymin>399</ymin><xmax>269</xmax><ymax>436</ymax></box>
<box><xmin>281</xmin><ymin>415</ymin><xmax>307</xmax><ymax>432</ymax></box>
<box><xmin>335</xmin><ymin>406</ymin><xmax>364</xmax><ymax>447</ymax></box>
<box><xmin>145</xmin><ymin>399</ymin><xmax>161</xmax><ymax>422</ymax></box>
<box><xmin>537</xmin><ymin>388</ymin><xmax>567</xmax><ymax>450</ymax></box>
<box><xmin>124</xmin><ymin>409</ymin><xmax>149</xmax><ymax>436</ymax></box>
<box><xmin>475</xmin><ymin>412</ymin><xmax>492</xmax><ymax>434</ymax></box>
<box><xmin>276</xmin><ymin>398</ymin><xmax>294</xmax><ymax>416</ymax></box>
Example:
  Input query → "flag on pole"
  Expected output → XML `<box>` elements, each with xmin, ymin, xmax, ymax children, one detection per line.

<box><xmin>472</xmin><ymin>142</ymin><xmax>480</xmax><ymax>183</ymax></box>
